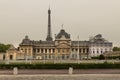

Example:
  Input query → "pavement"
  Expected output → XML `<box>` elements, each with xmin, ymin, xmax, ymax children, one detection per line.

<box><xmin>0</xmin><ymin>69</ymin><xmax>120</xmax><ymax>80</ymax></box>
<box><xmin>0</xmin><ymin>74</ymin><xmax>120</xmax><ymax>80</ymax></box>
<box><xmin>0</xmin><ymin>69</ymin><xmax>120</xmax><ymax>75</ymax></box>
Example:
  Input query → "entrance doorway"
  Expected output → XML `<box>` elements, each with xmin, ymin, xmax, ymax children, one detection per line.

<box><xmin>3</xmin><ymin>55</ymin><xmax>5</xmax><ymax>60</ymax></box>
<box><xmin>10</xmin><ymin>55</ymin><xmax>13</xmax><ymax>60</ymax></box>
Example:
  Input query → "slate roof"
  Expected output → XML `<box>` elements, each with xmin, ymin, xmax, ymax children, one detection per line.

<box><xmin>56</xmin><ymin>29</ymin><xmax>70</xmax><ymax>39</ymax></box>
<box><xmin>71</xmin><ymin>41</ymin><xmax>89</xmax><ymax>46</ymax></box>
<box><xmin>19</xmin><ymin>35</ymin><xmax>55</xmax><ymax>47</ymax></box>
<box><xmin>32</xmin><ymin>41</ymin><xmax>55</xmax><ymax>47</ymax></box>
<box><xmin>19</xmin><ymin>34</ymin><xmax>112</xmax><ymax>47</ymax></box>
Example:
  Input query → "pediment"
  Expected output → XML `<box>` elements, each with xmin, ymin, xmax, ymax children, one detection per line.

<box><xmin>56</xmin><ymin>43</ymin><xmax>71</xmax><ymax>48</ymax></box>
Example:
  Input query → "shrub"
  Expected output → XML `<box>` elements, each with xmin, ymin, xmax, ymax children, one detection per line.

<box><xmin>0</xmin><ymin>63</ymin><xmax>120</xmax><ymax>69</ymax></box>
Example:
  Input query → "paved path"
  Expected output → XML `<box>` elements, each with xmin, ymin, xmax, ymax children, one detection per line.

<box><xmin>0</xmin><ymin>74</ymin><xmax>120</xmax><ymax>80</ymax></box>
<box><xmin>0</xmin><ymin>69</ymin><xmax>120</xmax><ymax>75</ymax></box>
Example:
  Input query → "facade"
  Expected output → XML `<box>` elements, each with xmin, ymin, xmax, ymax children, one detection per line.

<box><xmin>19</xmin><ymin>30</ymin><xmax>90</xmax><ymax>60</ymax></box>
<box><xmin>0</xmin><ymin>9</ymin><xmax>112</xmax><ymax>61</ymax></box>
<box><xmin>0</xmin><ymin>53</ymin><xmax>5</xmax><ymax>60</ymax></box>
<box><xmin>5</xmin><ymin>45</ymin><xmax>24</xmax><ymax>60</ymax></box>
<box><xmin>89</xmin><ymin>34</ymin><xmax>112</xmax><ymax>57</ymax></box>
<box><xmin>0</xmin><ymin>45</ymin><xmax>20</xmax><ymax>61</ymax></box>
<box><xmin>18</xmin><ymin>8</ymin><xmax>112</xmax><ymax>60</ymax></box>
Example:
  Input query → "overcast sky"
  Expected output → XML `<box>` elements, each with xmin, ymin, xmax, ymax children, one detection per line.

<box><xmin>0</xmin><ymin>0</ymin><xmax>120</xmax><ymax>47</ymax></box>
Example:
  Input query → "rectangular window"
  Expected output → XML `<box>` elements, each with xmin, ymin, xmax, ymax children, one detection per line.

<box><xmin>62</xmin><ymin>49</ymin><xmax>64</xmax><ymax>53</ymax></box>
<box><xmin>41</xmin><ymin>49</ymin><xmax>43</xmax><ymax>53</ymax></box>
<box><xmin>37</xmin><ymin>49</ymin><xmax>39</xmax><ymax>53</ymax></box>
<box><xmin>58</xmin><ymin>49</ymin><xmax>60</xmax><ymax>53</ymax></box>
<box><xmin>67</xmin><ymin>49</ymin><xmax>69</xmax><ymax>52</ymax></box>
<box><xmin>79</xmin><ymin>49</ymin><xmax>81</xmax><ymax>53</ymax></box>
<box><xmin>97</xmin><ymin>51</ymin><xmax>99</xmax><ymax>53</ymax></box>
<box><xmin>45</xmin><ymin>49</ymin><xmax>47</xmax><ymax>53</ymax></box>
<box><xmin>49</xmin><ymin>49</ymin><xmax>51</xmax><ymax>53</ymax></box>
<box><xmin>76</xmin><ymin>49</ymin><xmax>77</xmax><ymax>51</ymax></box>
<box><xmin>72</xmin><ymin>49</ymin><xmax>74</xmax><ymax>51</ymax></box>
<box><xmin>83</xmin><ymin>49</ymin><xmax>85</xmax><ymax>53</ymax></box>
<box><xmin>53</xmin><ymin>49</ymin><xmax>55</xmax><ymax>53</ymax></box>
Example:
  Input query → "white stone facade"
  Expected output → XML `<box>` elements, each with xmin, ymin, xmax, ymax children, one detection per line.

<box><xmin>89</xmin><ymin>34</ymin><xmax>112</xmax><ymax>57</ymax></box>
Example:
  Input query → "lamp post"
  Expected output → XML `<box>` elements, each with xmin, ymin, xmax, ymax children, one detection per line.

<box><xmin>6</xmin><ymin>53</ymin><xmax>9</xmax><ymax>64</ymax></box>
<box><xmin>29</xmin><ymin>55</ymin><xmax>32</xmax><ymax>64</ymax></box>
<box><xmin>43</xmin><ymin>53</ymin><xmax>45</xmax><ymax>64</ymax></box>
<box><xmin>77</xmin><ymin>35</ymin><xmax>80</xmax><ymax>64</ymax></box>
<box><xmin>25</xmin><ymin>54</ymin><xmax>28</xmax><ymax>64</ymax></box>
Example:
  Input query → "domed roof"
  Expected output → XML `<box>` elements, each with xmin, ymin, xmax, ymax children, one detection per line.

<box><xmin>20</xmin><ymin>35</ymin><xmax>32</xmax><ymax>45</ymax></box>
<box><xmin>56</xmin><ymin>29</ymin><xmax>70</xmax><ymax>39</ymax></box>
<box><xmin>89</xmin><ymin>34</ymin><xmax>107</xmax><ymax>42</ymax></box>
<box><xmin>95</xmin><ymin>34</ymin><xmax>102</xmax><ymax>38</ymax></box>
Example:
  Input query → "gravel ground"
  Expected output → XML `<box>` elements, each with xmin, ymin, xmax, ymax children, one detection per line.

<box><xmin>0</xmin><ymin>74</ymin><xmax>120</xmax><ymax>80</ymax></box>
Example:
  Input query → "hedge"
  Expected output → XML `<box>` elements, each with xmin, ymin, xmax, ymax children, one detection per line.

<box><xmin>91</xmin><ymin>56</ymin><xmax>120</xmax><ymax>60</ymax></box>
<box><xmin>0</xmin><ymin>63</ymin><xmax>120</xmax><ymax>69</ymax></box>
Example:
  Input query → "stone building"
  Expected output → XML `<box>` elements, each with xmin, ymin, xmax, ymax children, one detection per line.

<box><xmin>0</xmin><ymin>53</ymin><xmax>5</xmax><ymax>60</ymax></box>
<box><xmin>5</xmin><ymin>45</ymin><xmax>24</xmax><ymax>60</ymax></box>
<box><xmin>18</xmin><ymin>8</ymin><xmax>112</xmax><ymax>60</ymax></box>
<box><xmin>89</xmin><ymin>34</ymin><xmax>112</xmax><ymax>57</ymax></box>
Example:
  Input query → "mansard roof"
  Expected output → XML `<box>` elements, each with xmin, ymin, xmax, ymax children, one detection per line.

<box><xmin>19</xmin><ymin>34</ymin><xmax>112</xmax><ymax>47</ymax></box>
<box><xmin>56</xmin><ymin>29</ymin><xmax>70</xmax><ymax>39</ymax></box>
<box><xmin>19</xmin><ymin>36</ymin><xmax>54</xmax><ymax>47</ymax></box>
<box><xmin>89</xmin><ymin>34</ymin><xmax>108</xmax><ymax>43</ymax></box>
<box><xmin>20</xmin><ymin>35</ymin><xmax>33</xmax><ymax>46</ymax></box>
<box><xmin>71</xmin><ymin>41</ymin><xmax>89</xmax><ymax>46</ymax></box>
<box><xmin>32</xmin><ymin>41</ymin><xmax>54</xmax><ymax>47</ymax></box>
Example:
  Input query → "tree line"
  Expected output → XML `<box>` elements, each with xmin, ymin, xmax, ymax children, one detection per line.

<box><xmin>113</xmin><ymin>46</ymin><xmax>120</xmax><ymax>51</ymax></box>
<box><xmin>0</xmin><ymin>43</ymin><xmax>10</xmax><ymax>52</ymax></box>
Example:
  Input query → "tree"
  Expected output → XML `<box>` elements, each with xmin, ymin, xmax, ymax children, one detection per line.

<box><xmin>0</xmin><ymin>43</ymin><xmax>10</xmax><ymax>52</ymax></box>
<box><xmin>99</xmin><ymin>54</ymin><xmax>105</xmax><ymax>60</ymax></box>
<box><xmin>113</xmin><ymin>47</ymin><xmax>120</xmax><ymax>51</ymax></box>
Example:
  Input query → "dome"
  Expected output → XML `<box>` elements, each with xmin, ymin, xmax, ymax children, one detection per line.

<box><xmin>20</xmin><ymin>35</ymin><xmax>32</xmax><ymax>45</ymax></box>
<box><xmin>95</xmin><ymin>34</ymin><xmax>102</xmax><ymax>38</ymax></box>
<box><xmin>56</xmin><ymin>29</ymin><xmax>70</xmax><ymax>39</ymax></box>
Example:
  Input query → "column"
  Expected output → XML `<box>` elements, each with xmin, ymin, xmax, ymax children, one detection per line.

<box><xmin>43</xmin><ymin>49</ymin><xmax>45</xmax><ymax>53</ymax></box>
<box><xmin>47</xmin><ymin>49</ymin><xmax>49</xmax><ymax>53</ymax></box>
<box><xmin>35</xmin><ymin>49</ymin><xmax>37</xmax><ymax>53</ymax></box>
<box><xmin>51</xmin><ymin>49</ymin><xmax>52</xmax><ymax>53</ymax></box>
<box><xmin>81</xmin><ymin>48</ymin><xmax>83</xmax><ymax>53</ymax></box>
<box><xmin>85</xmin><ymin>49</ymin><xmax>87</xmax><ymax>53</ymax></box>
<box><xmin>40</xmin><ymin>49</ymin><xmax>41</xmax><ymax>53</ymax></box>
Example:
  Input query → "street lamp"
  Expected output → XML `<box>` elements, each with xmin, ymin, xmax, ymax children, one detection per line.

<box><xmin>43</xmin><ymin>53</ymin><xmax>45</xmax><ymax>64</ymax></box>
<box><xmin>6</xmin><ymin>54</ymin><xmax>9</xmax><ymax>64</ymax></box>
<box><xmin>25</xmin><ymin>54</ymin><xmax>28</xmax><ymax>64</ymax></box>
<box><xmin>77</xmin><ymin>35</ymin><xmax>80</xmax><ymax>64</ymax></box>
